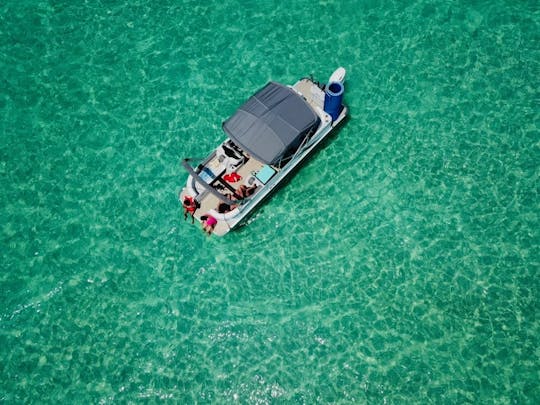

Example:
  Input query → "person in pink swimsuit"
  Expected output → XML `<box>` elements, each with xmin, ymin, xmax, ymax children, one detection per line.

<box><xmin>200</xmin><ymin>214</ymin><xmax>217</xmax><ymax>234</ymax></box>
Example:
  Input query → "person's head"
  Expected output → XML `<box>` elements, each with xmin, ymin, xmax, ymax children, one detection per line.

<box><xmin>217</xmin><ymin>202</ymin><xmax>230</xmax><ymax>213</ymax></box>
<box><xmin>246</xmin><ymin>185</ymin><xmax>257</xmax><ymax>196</ymax></box>
<box><xmin>183</xmin><ymin>198</ymin><xmax>191</xmax><ymax>206</ymax></box>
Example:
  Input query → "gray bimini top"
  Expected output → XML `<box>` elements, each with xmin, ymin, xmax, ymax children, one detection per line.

<box><xmin>222</xmin><ymin>82</ymin><xmax>321</xmax><ymax>165</ymax></box>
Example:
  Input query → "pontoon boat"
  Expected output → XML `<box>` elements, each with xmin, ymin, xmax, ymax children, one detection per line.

<box><xmin>179</xmin><ymin>67</ymin><xmax>348</xmax><ymax>236</ymax></box>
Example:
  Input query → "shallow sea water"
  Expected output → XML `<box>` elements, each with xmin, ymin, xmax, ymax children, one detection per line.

<box><xmin>1</xmin><ymin>0</ymin><xmax>539</xmax><ymax>403</ymax></box>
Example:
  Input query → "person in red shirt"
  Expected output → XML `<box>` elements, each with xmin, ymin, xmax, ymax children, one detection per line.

<box><xmin>181</xmin><ymin>195</ymin><xmax>199</xmax><ymax>223</ymax></box>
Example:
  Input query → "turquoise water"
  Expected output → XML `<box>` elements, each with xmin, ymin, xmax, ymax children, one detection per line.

<box><xmin>1</xmin><ymin>0</ymin><xmax>538</xmax><ymax>402</ymax></box>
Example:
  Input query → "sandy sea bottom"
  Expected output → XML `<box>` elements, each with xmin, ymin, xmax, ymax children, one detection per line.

<box><xmin>1</xmin><ymin>0</ymin><xmax>538</xmax><ymax>403</ymax></box>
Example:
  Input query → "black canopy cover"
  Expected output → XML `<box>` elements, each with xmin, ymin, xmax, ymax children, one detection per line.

<box><xmin>222</xmin><ymin>82</ymin><xmax>320</xmax><ymax>165</ymax></box>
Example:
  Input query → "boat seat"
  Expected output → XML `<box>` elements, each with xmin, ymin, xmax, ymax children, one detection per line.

<box><xmin>217</xmin><ymin>144</ymin><xmax>246</xmax><ymax>173</ymax></box>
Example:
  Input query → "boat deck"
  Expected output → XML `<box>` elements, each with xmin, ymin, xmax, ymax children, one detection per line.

<box><xmin>183</xmin><ymin>153</ymin><xmax>276</xmax><ymax>235</ymax></box>
<box><xmin>293</xmin><ymin>79</ymin><xmax>325</xmax><ymax>111</ymax></box>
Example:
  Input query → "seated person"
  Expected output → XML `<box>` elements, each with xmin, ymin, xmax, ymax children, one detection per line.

<box><xmin>217</xmin><ymin>201</ymin><xmax>237</xmax><ymax>214</ymax></box>
<box><xmin>233</xmin><ymin>184</ymin><xmax>258</xmax><ymax>200</ymax></box>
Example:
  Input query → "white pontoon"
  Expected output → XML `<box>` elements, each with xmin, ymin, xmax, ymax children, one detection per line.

<box><xmin>179</xmin><ymin>68</ymin><xmax>348</xmax><ymax>236</ymax></box>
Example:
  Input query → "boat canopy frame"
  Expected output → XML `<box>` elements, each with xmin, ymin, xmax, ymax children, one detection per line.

<box><xmin>181</xmin><ymin>159</ymin><xmax>243</xmax><ymax>206</ymax></box>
